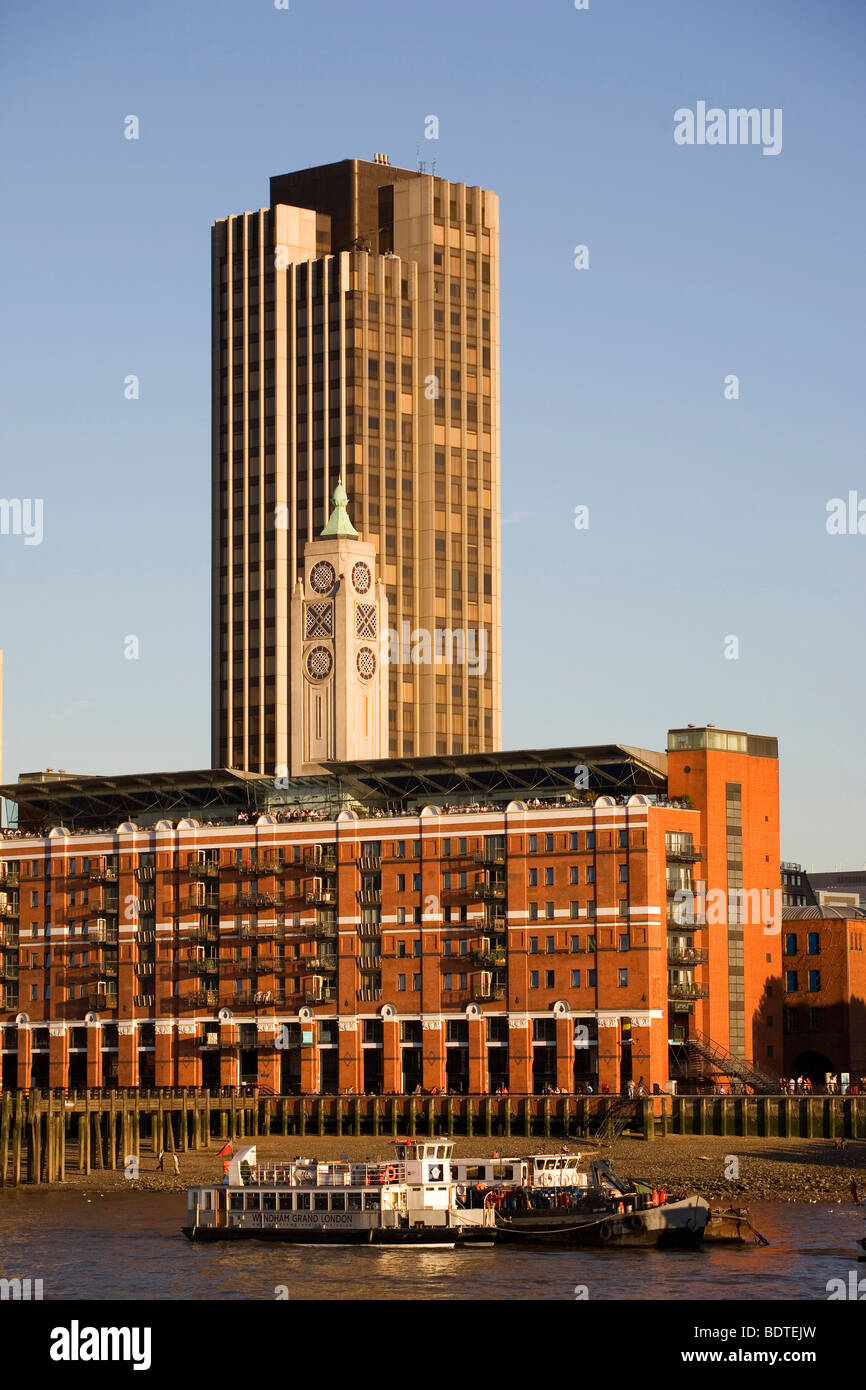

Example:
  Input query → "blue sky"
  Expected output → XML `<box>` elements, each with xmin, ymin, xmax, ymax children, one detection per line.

<box><xmin>1</xmin><ymin>0</ymin><xmax>864</xmax><ymax>867</ymax></box>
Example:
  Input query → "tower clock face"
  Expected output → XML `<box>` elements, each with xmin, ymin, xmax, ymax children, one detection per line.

<box><xmin>351</xmin><ymin>561</ymin><xmax>372</xmax><ymax>594</ymax></box>
<box><xmin>305</xmin><ymin>646</ymin><xmax>333</xmax><ymax>681</ymax></box>
<box><xmin>310</xmin><ymin>560</ymin><xmax>336</xmax><ymax>593</ymax></box>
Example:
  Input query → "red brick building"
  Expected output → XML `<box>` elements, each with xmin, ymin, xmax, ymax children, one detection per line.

<box><xmin>782</xmin><ymin>906</ymin><xmax>866</xmax><ymax>1083</ymax></box>
<box><xmin>0</xmin><ymin>727</ymin><xmax>782</xmax><ymax>1095</ymax></box>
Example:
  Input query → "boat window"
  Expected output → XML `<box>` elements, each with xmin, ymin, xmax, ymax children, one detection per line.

<box><xmin>230</xmin><ymin>1194</ymin><xmax>244</xmax><ymax>1211</ymax></box>
<box><xmin>363</xmin><ymin>1192</ymin><xmax>380</xmax><ymax>1211</ymax></box>
<box><xmin>296</xmin><ymin>1192</ymin><xmax>310</xmax><ymax>1211</ymax></box>
<box><xmin>278</xmin><ymin>1193</ymin><xmax>294</xmax><ymax>1210</ymax></box>
<box><xmin>314</xmin><ymin>1194</ymin><xmax>329</xmax><ymax>1212</ymax></box>
<box><xmin>202</xmin><ymin>1192</ymin><xmax>212</xmax><ymax>1210</ymax></box>
<box><xmin>245</xmin><ymin>1193</ymin><xmax>260</xmax><ymax>1210</ymax></box>
<box><xmin>464</xmin><ymin>1165</ymin><xmax>485</xmax><ymax>1180</ymax></box>
<box><xmin>437</xmin><ymin>1145</ymin><xmax>447</xmax><ymax>1159</ymax></box>
<box><xmin>347</xmin><ymin>1192</ymin><xmax>362</xmax><ymax>1210</ymax></box>
<box><xmin>492</xmin><ymin>1165</ymin><xmax>514</xmax><ymax>1180</ymax></box>
<box><xmin>331</xmin><ymin>1193</ymin><xmax>346</xmax><ymax>1211</ymax></box>
<box><xmin>262</xmin><ymin>1192</ymin><xmax>277</xmax><ymax>1211</ymax></box>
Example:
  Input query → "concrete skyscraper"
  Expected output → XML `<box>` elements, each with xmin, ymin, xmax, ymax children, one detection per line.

<box><xmin>211</xmin><ymin>156</ymin><xmax>501</xmax><ymax>776</ymax></box>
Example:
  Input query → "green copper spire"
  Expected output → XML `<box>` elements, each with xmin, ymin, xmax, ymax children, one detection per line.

<box><xmin>320</xmin><ymin>479</ymin><xmax>359</xmax><ymax>538</ymax></box>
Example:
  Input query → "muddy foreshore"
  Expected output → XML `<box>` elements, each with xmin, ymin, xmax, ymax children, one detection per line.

<box><xmin>8</xmin><ymin>1134</ymin><xmax>864</xmax><ymax>1205</ymax></box>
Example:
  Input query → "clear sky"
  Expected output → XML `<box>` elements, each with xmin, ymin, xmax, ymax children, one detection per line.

<box><xmin>0</xmin><ymin>0</ymin><xmax>864</xmax><ymax>868</ymax></box>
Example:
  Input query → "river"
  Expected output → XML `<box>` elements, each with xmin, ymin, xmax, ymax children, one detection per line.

<box><xmin>0</xmin><ymin>1192</ymin><xmax>861</xmax><ymax>1301</ymax></box>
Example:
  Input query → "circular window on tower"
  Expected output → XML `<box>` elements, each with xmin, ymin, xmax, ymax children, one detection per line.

<box><xmin>306</xmin><ymin>646</ymin><xmax>333</xmax><ymax>681</ymax></box>
<box><xmin>309</xmin><ymin>560</ymin><xmax>336</xmax><ymax>594</ymax></box>
<box><xmin>356</xmin><ymin>647</ymin><xmax>376</xmax><ymax>681</ymax></box>
<box><xmin>352</xmin><ymin>561</ymin><xmax>372</xmax><ymax>594</ymax></box>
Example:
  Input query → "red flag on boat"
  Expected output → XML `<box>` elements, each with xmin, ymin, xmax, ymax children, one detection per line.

<box><xmin>216</xmin><ymin>1141</ymin><xmax>233</xmax><ymax>1158</ymax></box>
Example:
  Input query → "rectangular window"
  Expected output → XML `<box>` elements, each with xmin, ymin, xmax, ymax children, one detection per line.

<box><xmin>807</xmin><ymin>932</ymin><xmax>820</xmax><ymax>955</ymax></box>
<box><xmin>444</xmin><ymin>973</ymin><xmax>453</xmax><ymax>990</ymax></box>
<box><xmin>546</xmin><ymin>935</ymin><xmax>555</xmax><ymax>953</ymax></box>
<box><xmin>570</xmin><ymin>934</ymin><xmax>580</xmax><ymax>952</ymax></box>
<box><xmin>544</xmin><ymin>834</ymin><xmax>553</xmax><ymax>852</ymax></box>
<box><xmin>397</xmin><ymin>907</ymin><xmax>406</xmax><ymax>924</ymax></box>
<box><xmin>618</xmin><ymin>933</ymin><xmax>630</xmax><ymax>952</ymax></box>
<box><xmin>529</xmin><ymin>971</ymin><xmax>539</xmax><ymax>989</ymax></box>
<box><xmin>588</xmin><ymin>969</ymin><xmax>597</xmax><ymax>986</ymax></box>
<box><xmin>529</xmin><ymin>936</ymin><xmax>538</xmax><ymax>954</ymax></box>
<box><xmin>412</xmin><ymin>941</ymin><xmax>421</xmax><ymax>957</ymax></box>
<box><xmin>587</xmin><ymin>901</ymin><xmax>596</xmax><ymax>918</ymax></box>
<box><xmin>569</xmin><ymin>866</ymin><xmax>579</xmax><ymax>884</ymax></box>
<box><xmin>618</xmin><ymin>829</ymin><xmax>628</xmax><ymax>848</ymax></box>
<box><xmin>528</xmin><ymin>834</ymin><xmax>537</xmax><ymax>853</ymax></box>
<box><xmin>396</xmin><ymin>874</ymin><xmax>405</xmax><ymax>891</ymax></box>
<box><xmin>413</xmin><ymin>973</ymin><xmax>422</xmax><ymax>989</ymax></box>
<box><xmin>808</xmin><ymin>970</ymin><xmax>821</xmax><ymax>992</ymax></box>
<box><xmin>397</xmin><ymin>974</ymin><xmax>406</xmax><ymax>991</ymax></box>
<box><xmin>571</xmin><ymin>970</ymin><xmax>581</xmax><ymax>987</ymax></box>
<box><xmin>570</xmin><ymin>902</ymin><xmax>580</xmax><ymax>920</ymax></box>
<box><xmin>528</xmin><ymin>868</ymin><xmax>537</xmax><ymax>887</ymax></box>
<box><xmin>545</xmin><ymin>902</ymin><xmax>554</xmax><ymax>920</ymax></box>
<box><xmin>397</xmin><ymin>941</ymin><xmax>406</xmax><ymax>958</ymax></box>
<box><xmin>586</xmin><ymin>866</ymin><xmax>595</xmax><ymax>884</ymax></box>
<box><xmin>618</xmin><ymin>863</ymin><xmax>628</xmax><ymax>882</ymax></box>
<box><xmin>569</xmin><ymin>832</ymin><xmax>578</xmax><ymax>850</ymax></box>
<box><xmin>785</xmin><ymin>970</ymin><xmax>798</xmax><ymax>992</ymax></box>
<box><xmin>586</xmin><ymin>832</ymin><xmax>595</xmax><ymax>851</ymax></box>
<box><xmin>545</xmin><ymin>970</ymin><xmax>555</xmax><ymax>988</ymax></box>
<box><xmin>529</xmin><ymin>903</ymin><xmax>538</xmax><ymax>922</ymax></box>
<box><xmin>784</xmin><ymin>933</ymin><xmax>797</xmax><ymax>955</ymax></box>
<box><xmin>413</xmin><ymin>874</ymin><xmax>421</xmax><ymax>891</ymax></box>
<box><xmin>544</xmin><ymin>867</ymin><xmax>554</xmax><ymax>886</ymax></box>
<box><xmin>618</xmin><ymin>968</ymin><xmax>628</xmax><ymax>987</ymax></box>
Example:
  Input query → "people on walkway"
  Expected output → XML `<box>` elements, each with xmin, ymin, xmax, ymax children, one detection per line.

<box><xmin>156</xmin><ymin>1149</ymin><xmax>165</xmax><ymax>1171</ymax></box>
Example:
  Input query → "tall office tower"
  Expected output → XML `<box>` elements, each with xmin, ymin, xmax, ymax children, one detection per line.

<box><xmin>211</xmin><ymin>156</ymin><xmax>502</xmax><ymax>775</ymax></box>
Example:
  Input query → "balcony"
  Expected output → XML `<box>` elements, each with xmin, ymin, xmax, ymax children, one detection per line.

<box><xmin>231</xmin><ymin>861</ymin><xmax>263</xmax><ymax>877</ymax></box>
<box><xmin>356</xmin><ymin>855</ymin><xmax>381</xmax><ymax>872</ymax></box>
<box><xmin>138</xmin><ymin>896</ymin><xmax>155</xmax><ymax>915</ymax></box>
<box><xmin>133</xmin><ymin>993</ymin><xmax>154</xmax><ymax>1008</ymax></box>
<box><xmin>237</xmin><ymin>891</ymin><xmax>283</xmax><ymax>910</ymax></box>
<box><xmin>87</xmin><ymin>984</ymin><xmax>118</xmax><ymax>1008</ymax></box>
<box><xmin>474</xmin><ymin>984</ymin><xmax>506</xmax><ymax>1001</ymax></box>
<box><xmin>225</xmin><ymin>991</ymin><xmax>283</xmax><ymax>1009</ymax></box>
<box><xmin>187</xmin><ymin>957</ymin><xmax>219</xmax><ymax>976</ymax></box>
<box><xmin>134</xmin><ymin>961</ymin><xmax>155</xmax><ymax>977</ymax></box>
<box><xmin>306</xmin><ymin>921</ymin><xmax>337</xmax><ymax>939</ymax></box>
<box><xmin>665</xmin><ymin>844</ymin><xmax>705</xmax><ymax>864</ymax></box>
<box><xmin>190</xmin><ymin>924</ymin><xmax>219</xmax><ymax>944</ymax></box>
<box><xmin>357</xmin><ymin>922</ymin><xmax>381</xmax><ymax>937</ymax></box>
<box><xmin>238</xmin><ymin>922</ymin><xmax>286</xmax><ymax>942</ymax></box>
<box><xmin>0</xmin><ymin>870</ymin><xmax>19</xmax><ymax>888</ymax></box>
<box><xmin>474</xmin><ymin>851</ymin><xmax>506</xmax><ymax>867</ymax></box>
<box><xmin>473</xmin><ymin>883</ymin><xmax>506</xmax><ymax>901</ymax></box>
<box><xmin>89</xmin><ymin>961</ymin><xmax>118</xmax><ymax>979</ymax></box>
<box><xmin>305</xmin><ymin>888</ymin><xmax>336</xmax><ymax>906</ymax></box>
<box><xmin>1</xmin><ymin>990</ymin><xmax>19</xmax><ymax>1010</ymax></box>
<box><xmin>355</xmin><ymin>987</ymin><xmax>382</xmax><ymax>1002</ymax></box>
<box><xmin>0</xmin><ymin>897</ymin><xmax>20</xmax><ymax>919</ymax></box>
<box><xmin>308</xmin><ymin>952</ymin><xmax>337</xmax><ymax>970</ymax></box>
<box><xmin>87</xmin><ymin>921</ymin><xmax>118</xmax><ymax>945</ymax></box>
<box><xmin>176</xmin><ymin>893</ymin><xmax>220</xmax><ymax>913</ymax></box>
<box><xmin>356</xmin><ymin>954</ymin><xmax>381</xmax><ymax>970</ymax></box>
<box><xmin>667</xmin><ymin>947</ymin><xmax>709</xmax><ymax>967</ymax></box>
<box><xmin>0</xmin><ymin>926</ymin><xmax>19</xmax><ymax>948</ymax></box>
<box><xmin>475</xmin><ymin>948</ymin><xmax>506</xmax><ymax>968</ymax></box>
<box><xmin>88</xmin><ymin>866</ymin><xmax>118</xmax><ymax>883</ymax></box>
<box><xmin>304</xmin><ymin>850</ymin><xmax>337</xmax><ymax>871</ymax></box>
<box><xmin>483</xmin><ymin>912</ymin><xmax>506</xmax><ymax>930</ymax></box>
<box><xmin>0</xmin><ymin>962</ymin><xmax>19</xmax><ymax>982</ymax></box>
<box><xmin>230</xmin><ymin>959</ymin><xmax>265</xmax><ymax>976</ymax></box>
<box><xmin>188</xmin><ymin>862</ymin><xmax>220</xmax><ymax>881</ymax></box>
<box><xmin>135</xmin><ymin>865</ymin><xmax>155</xmax><ymax>882</ymax></box>
<box><xmin>357</xmin><ymin>889</ymin><xmax>381</xmax><ymax>906</ymax></box>
<box><xmin>668</xmin><ymin>983</ymin><xmax>710</xmax><ymax>1002</ymax></box>
<box><xmin>136</xmin><ymin>928</ymin><xmax>156</xmax><ymax>944</ymax></box>
<box><xmin>189</xmin><ymin>989</ymin><xmax>219</xmax><ymax>1007</ymax></box>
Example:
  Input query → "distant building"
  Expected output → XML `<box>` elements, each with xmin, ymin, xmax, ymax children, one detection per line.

<box><xmin>807</xmin><ymin>869</ymin><xmax>866</xmax><ymax>913</ymax></box>
<box><xmin>782</xmin><ymin>906</ymin><xmax>866</xmax><ymax>1083</ymax></box>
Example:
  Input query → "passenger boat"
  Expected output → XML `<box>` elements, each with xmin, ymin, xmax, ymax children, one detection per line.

<box><xmin>453</xmin><ymin>1151</ymin><xmax>589</xmax><ymax>1201</ymax></box>
<box><xmin>488</xmin><ymin>1159</ymin><xmax>710</xmax><ymax>1248</ymax></box>
<box><xmin>183</xmin><ymin>1139</ymin><xmax>495</xmax><ymax>1247</ymax></box>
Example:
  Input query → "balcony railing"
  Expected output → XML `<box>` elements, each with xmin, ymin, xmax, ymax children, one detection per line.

<box><xmin>222</xmin><ymin>991</ymin><xmax>282</xmax><ymax>1009</ymax></box>
<box><xmin>665</xmin><ymin>844</ymin><xmax>705</xmax><ymax>863</ymax></box>
<box><xmin>0</xmin><ymin>926</ymin><xmax>19</xmax><ymax>948</ymax></box>
<box><xmin>357</xmin><ymin>889</ymin><xmax>381</xmax><ymax>906</ymax></box>
<box><xmin>303</xmin><ymin>850</ymin><xmax>337</xmax><ymax>871</ymax></box>
<box><xmin>356</xmin><ymin>954</ymin><xmax>381</xmax><ymax>970</ymax></box>
<box><xmin>0</xmin><ymin>870</ymin><xmax>20</xmax><ymax>888</ymax></box>
<box><xmin>189</xmin><ymin>989</ymin><xmax>219</xmax><ymax>1007</ymax></box>
<box><xmin>306</xmin><ymin>922</ymin><xmax>337</xmax><ymax>939</ymax></box>
<box><xmin>0</xmin><ymin>963</ymin><xmax>19</xmax><ymax>982</ymax></box>
<box><xmin>474</xmin><ymin>984</ymin><xmax>506</xmax><ymax>1001</ymax></box>
<box><xmin>87</xmin><ymin>986</ymin><xmax>118</xmax><ymax>1007</ymax></box>
<box><xmin>474</xmin><ymin>851</ymin><xmax>506</xmax><ymax>867</ymax></box>
<box><xmin>667</xmin><ymin>948</ymin><xmax>709</xmax><ymax>966</ymax></box>
<box><xmin>668</xmin><ymin>984</ymin><xmax>710</xmax><ymax>1001</ymax></box>
<box><xmin>190</xmin><ymin>924</ymin><xmax>220</xmax><ymax>943</ymax></box>
<box><xmin>0</xmin><ymin>898</ymin><xmax>20</xmax><ymax>918</ymax></box>
<box><xmin>356</xmin><ymin>855</ymin><xmax>382</xmax><ymax>872</ymax></box>
<box><xmin>187</xmin><ymin>958</ymin><xmax>219</xmax><ymax>975</ymax></box>
<box><xmin>136</xmin><ymin>928</ymin><xmax>156</xmax><ymax>944</ymax></box>
<box><xmin>87</xmin><ymin>922</ymin><xmax>118</xmax><ymax>945</ymax></box>
<box><xmin>473</xmin><ymin>883</ymin><xmax>506</xmax><ymax>901</ymax></box>
<box><xmin>89</xmin><ymin>961</ymin><xmax>118</xmax><ymax>979</ymax></box>
<box><xmin>355</xmin><ymin>987</ymin><xmax>382</xmax><ymax>1002</ymax></box>
<box><xmin>238</xmin><ymin>923</ymin><xmax>286</xmax><ymax>942</ymax></box>
<box><xmin>89</xmin><ymin>866</ymin><xmax>118</xmax><ymax>882</ymax></box>
<box><xmin>237</xmin><ymin>892</ymin><xmax>284</xmax><ymax>910</ymax></box>
<box><xmin>231</xmin><ymin>861</ymin><xmax>263</xmax><ymax>877</ymax></box>
<box><xmin>188</xmin><ymin>862</ymin><xmax>220</xmax><ymax>880</ymax></box>
<box><xmin>134</xmin><ymin>865</ymin><xmax>155</xmax><ymax>882</ymax></box>
<box><xmin>134</xmin><ymin>961</ymin><xmax>156</xmax><ymax>977</ymax></box>
<box><xmin>305</xmin><ymin>889</ymin><xmax>336</xmax><ymax>905</ymax></box>
<box><xmin>133</xmin><ymin>993</ymin><xmax>154</xmax><ymax>1008</ymax></box>
<box><xmin>309</xmin><ymin>955</ymin><xmax>338</xmax><ymax>971</ymax></box>
<box><xmin>475</xmin><ymin>949</ymin><xmax>507</xmax><ymax>968</ymax></box>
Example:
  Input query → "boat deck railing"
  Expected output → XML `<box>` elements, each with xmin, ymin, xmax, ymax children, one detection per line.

<box><xmin>243</xmin><ymin>1161</ymin><xmax>410</xmax><ymax>1187</ymax></box>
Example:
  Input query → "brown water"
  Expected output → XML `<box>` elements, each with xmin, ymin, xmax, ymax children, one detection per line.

<box><xmin>0</xmin><ymin>1191</ymin><xmax>860</xmax><ymax>1301</ymax></box>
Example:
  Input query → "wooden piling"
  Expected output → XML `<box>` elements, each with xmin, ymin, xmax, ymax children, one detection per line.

<box><xmin>1</xmin><ymin>1090</ymin><xmax>11</xmax><ymax>1186</ymax></box>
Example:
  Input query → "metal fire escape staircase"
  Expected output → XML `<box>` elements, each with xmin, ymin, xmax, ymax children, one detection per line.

<box><xmin>684</xmin><ymin>1030</ymin><xmax>778</xmax><ymax>1093</ymax></box>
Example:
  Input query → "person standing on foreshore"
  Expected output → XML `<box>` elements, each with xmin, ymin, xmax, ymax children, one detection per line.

<box><xmin>156</xmin><ymin>1149</ymin><xmax>165</xmax><ymax>1171</ymax></box>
